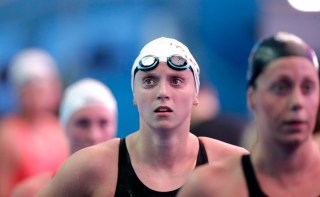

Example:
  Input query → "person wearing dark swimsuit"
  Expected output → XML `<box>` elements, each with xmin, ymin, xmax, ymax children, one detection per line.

<box><xmin>36</xmin><ymin>37</ymin><xmax>247</xmax><ymax>197</ymax></box>
<box><xmin>241</xmin><ymin>155</ymin><xmax>267</xmax><ymax>197</ymax></box>
<box><xmin>178</xmin><ymin>32</ymin><xmax>320</xmax><ymax>197</ymax></box>
<box><xmin>115</xmin><ymin>138</ymin><xmax>208</xmax><ymax>197</ymax></box>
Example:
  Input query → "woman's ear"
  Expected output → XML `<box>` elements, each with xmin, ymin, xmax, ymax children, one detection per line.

<box><xmin>193</xmin><ymin>97</ymin><xmax>199</xmax><ymax>106</ymax></box>
<box><xmin>247</xmin><ymin>87</ymin><xmax>255</xmax><ymax>110</ymax></box>
<box><xmin>133</xmin><ymin>99</ymin><xmax>137</xmax><ymax>106</ymax></box>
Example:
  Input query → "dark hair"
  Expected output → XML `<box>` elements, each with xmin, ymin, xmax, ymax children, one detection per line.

<box><xmin>247</xmin><ymin>32</ymin><xmax>319</xmax><ymax>88</ymax></box>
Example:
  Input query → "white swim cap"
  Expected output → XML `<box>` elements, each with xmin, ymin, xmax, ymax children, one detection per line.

<box><xmin>60</xmin><ymin>78</ymin><xmax>117</xmax><ymax>127</ymax></box>
<box><xmin>131</xmin><ymin>37</ymin><xmax>200</xmax><ymax>95</ymax></box>
<box><xmin>9</xmin><ymin>48</ymin><xmax>59</xmax><ymax>88</ymax></box>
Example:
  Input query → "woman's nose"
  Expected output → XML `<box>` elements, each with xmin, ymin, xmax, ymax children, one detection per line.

<box><xmin>289</xmin><ymin>88</ymin><xmax>304</xmax><ymax>111</ymax></box>
<box><xmin>156</xmin><ymin>81</ymin><xmax>170</xmax><ymax>101</ymax></box>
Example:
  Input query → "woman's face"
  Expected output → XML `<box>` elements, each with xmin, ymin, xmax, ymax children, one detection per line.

<box><xmin>248</xmin><ymin>56</ymin><xmax>319</xmax><ymax>146</ymax></box>
<box><xmin>133</xmin><ymin>62</ymin><xmax>198</xmax><ymax>132</ymax></box>
<box><xmin>20</xmin><ymin>77</ymin><xmax>62</xmax><ymax>115</ymax></box>
<box><xmin>66</xmin><ymin>105</ymin><xmax>117</xmax><ymax>153</ymax></box>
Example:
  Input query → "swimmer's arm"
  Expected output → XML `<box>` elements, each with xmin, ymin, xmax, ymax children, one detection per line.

<box><xmin>36</xmin><ymin>151</ymin><xmax>92</xmax><ymax>197</ymax></box>
<box><xmin>37</xmin><ymin>139</ymin><xmax>119</xmax><ymax>197</ymax></box>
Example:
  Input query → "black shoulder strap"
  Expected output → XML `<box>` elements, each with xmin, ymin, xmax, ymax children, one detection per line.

<box><xmin>115</xmin><ymin>138</ymin><xmax>178</xmax><ymax>196</ymax></box>
<box><xmin>241</xmin><ymin>154</ymin><xmax>267</xmax><ymax>197</ymax></box>
<box><xmin>196</xmin><ymin>138</ymin><xmax>208</xmax><ymax>166</ymax></box>
<box><xmin>117</xmin><ymin>138</ymin><xmax>128</xmax><ymax>171</ymax></box>
<box><xmin>115</xmin><ymin>138</ymin><xmax>137</xmax><ymax>196</ymax></box>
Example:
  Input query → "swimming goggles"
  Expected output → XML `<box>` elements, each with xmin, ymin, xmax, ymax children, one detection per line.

<box><xmin>136</xmin><ymin>55</ymin><xmax>191</xmax><ymax>73</ymax></box>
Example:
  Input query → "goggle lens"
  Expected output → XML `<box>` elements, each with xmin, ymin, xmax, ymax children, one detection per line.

<box><xmin>169</xmin><ymin>55</ymin><xmax>187</xmax><ymax>67</ymax></box>
<box><xmin>140</xmin><ymin>56</ymin><xmax>157</xmax><ymax>68</ymax></box>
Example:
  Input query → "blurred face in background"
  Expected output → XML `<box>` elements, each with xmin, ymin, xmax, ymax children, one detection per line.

<box><xmin>248</xmin><ymin>57</ymin><xmax>319</xmax><ymax>146</ymax></box>
<box><xmin>19</xmin><ymin>77</ymin><xmax>62</xmax><ymax>115</ymax></box>
<box><xmin>66</xmin><ymin>104</ymin><xmax>117</xmax><ymax>153</ymax></box>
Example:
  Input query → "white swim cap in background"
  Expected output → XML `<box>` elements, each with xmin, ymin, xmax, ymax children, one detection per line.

<box><xmin>60</xmin><ymin>78</ymin><xmax>117</xmax><ymax>127</ymax></box>
<box><xmin>131</xmin><ymin>37</ymin><xmax>200</xmax><ymax>95</ymax></box>
<box><xmin>9</xmin><ymin>48</ymin><xmax>59</xmax><ymax>88</ymax></box>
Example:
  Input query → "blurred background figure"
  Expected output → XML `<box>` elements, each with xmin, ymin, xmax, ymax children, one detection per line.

<box><xmin>177</xmin><ymin>31</ymin><xmax>320</xmax><ymax>197</ymax></box>
<box><xmin>60</xmin><ymin>78</ymin><xmax>118</xmax><ymax>154</ymax></box>
<box><xmin>11</xmin><ymin>77</ymin><xmax>118</xmax><ymax>197</ymax></box>
<box><xmin>191</xmin><ymin>81</ymin><xmax>249</xmax><ymax>146</ymax></box>
<box><xmin>0</xmin><ymin>48</ymin><xmax>70</xmax><ymax>197</ymax></box>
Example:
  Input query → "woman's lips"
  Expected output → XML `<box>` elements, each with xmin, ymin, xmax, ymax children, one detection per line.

<box><xmin>154</xmin><ymin>106</ymin><xmax>173</xmax><ymax>113</ymax></box>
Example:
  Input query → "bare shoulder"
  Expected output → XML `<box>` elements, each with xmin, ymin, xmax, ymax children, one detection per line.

<box><xmin>37</xmin><ymin>138</ymin><xmax>121</xmax><ymax>197</ymax></box>
<box><xmin>62</xmin><ymin>137</ymin><xmax>121</xmax><ymax>174</ymax></box>
<box><xmin>178</xmin><ymin>154</ymin><xmax>247</xmax><ymax>197</ymax></box>
<box><xmin>11</xmin><ymin>172</ymin><xmax>52</xmax><ymax>197</ymax></box>
<box><xmin>199</xmin><ymin>136</ymin><xmax>248</xmax><ymax>162</ymax></box>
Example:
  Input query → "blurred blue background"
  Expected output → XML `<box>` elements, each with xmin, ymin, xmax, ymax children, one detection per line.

<box><xmin>0</xmin><ymin>0</ymin><xmax>319</xmax><ymax>137</ymax></box>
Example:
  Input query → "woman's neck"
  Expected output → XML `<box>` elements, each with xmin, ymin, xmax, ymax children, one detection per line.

<box><xmin>252</xmin><ymin>138</ymin><xmax>320</xmax><ymax>177</ymax></box>
<box><xmin>128</xmin><ymin>130</ymin><xmax>195</xmax><ymax>168</ymax></box>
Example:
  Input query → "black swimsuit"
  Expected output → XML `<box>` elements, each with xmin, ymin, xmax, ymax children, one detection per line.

<box><xmin>241</xmin><ymin>154</ymin><xmax>268</xmax><ymax>197</ymax></box>
<box><xmin>115</xmin><ymin>138</ymin><xmax>208</xmax><ymax>197</ymax></box>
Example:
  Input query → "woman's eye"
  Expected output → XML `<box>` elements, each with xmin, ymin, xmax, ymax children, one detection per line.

<box><xmin>143</xmin><ymin>78</ymin><xmax>155</xmax><ymax>86</ymax></box>
<box><xmin>172</xmin><ymin>78</ymin><xmax>183</xmax><ymax>85</ymax></box>
<box><xmin>76</xmin><ymin>118</ymin><xmax>90</xmax><ymax>129</ymax></box>
<box><xmin>302</xmin><ymin>82</ymin><xmax>315</xmax><ymax>94</ymax></box>
<box><xmin>271</xmin><ymin>83</ymin><xmax>289</xmax><ymax>95</ymax></box>
<box><xmin>99</xmin><ymin>119</ymin><xmax>108</xmax><ymax>128</ymax></box>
